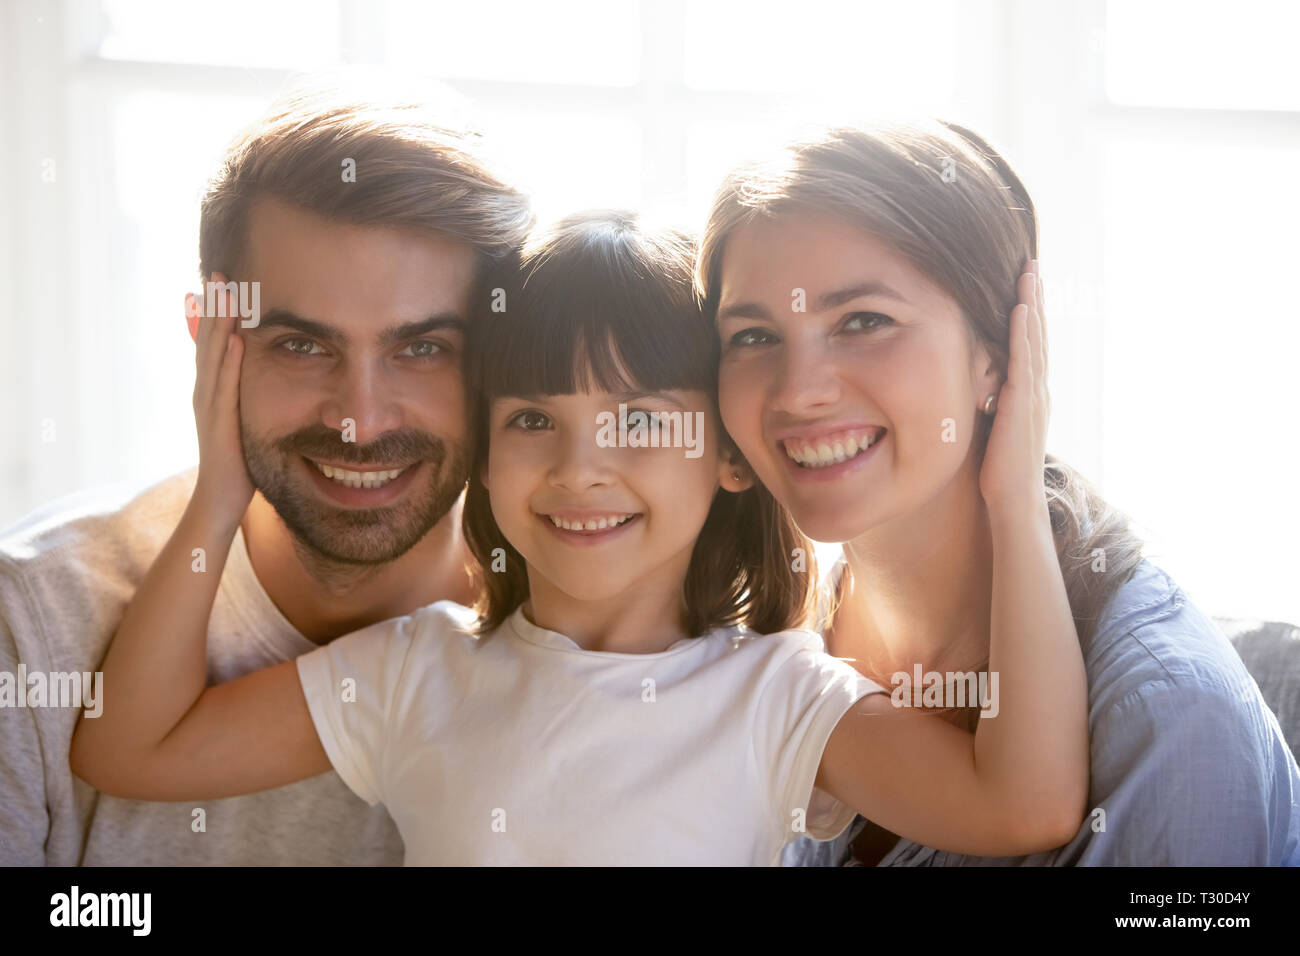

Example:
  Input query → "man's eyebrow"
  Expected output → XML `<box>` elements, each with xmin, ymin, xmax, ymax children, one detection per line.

<box><xmin>254</xmin><ymin>310</ymin><xmax>346</xmax><ymax>342</ymax></box>
<box><xmin>249</xmin><ymin>311</ymin><xmax>465</xmax><ymax>346</ymax></box>
<box><xmin>377</xmin><ymin>313</ymin><xmax>466</xmax><ymax>348</ymax></box>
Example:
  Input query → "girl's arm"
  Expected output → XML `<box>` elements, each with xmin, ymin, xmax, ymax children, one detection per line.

<box><xmin>69</xmin><ymin>283</ymin><xmax>330</xmax><ymax>800</ymax></box>
<box><xmin>816</xmin><ymin>263</ymin><xmax>1090</xmax><ymax>857</ymax></box>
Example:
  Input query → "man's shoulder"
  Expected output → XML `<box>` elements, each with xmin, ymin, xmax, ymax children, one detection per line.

<box><xmin>0</xmin><ymin>468</ymin><xmax>196</xmax><ymax>574</ymax></box>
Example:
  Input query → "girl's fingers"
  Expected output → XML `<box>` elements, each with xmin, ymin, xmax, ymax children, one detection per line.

<box><xmin>1036</xmin><ymin>271</ymin><xmax>1048</xmax><ymax>382</ymax></box>
<box><xmin>1020</xmin><ymin>270</ymin><xmax>1043</xmax><ymax>393</ymax></box>
<box><xmin>1007</xmin><ymin>301</ymin><xmax>1030</xmax><ymax>399</ymax></box>
<box><xmin>196</xmin><ymin>290</ymin><xmax>239</xmax><ymax>408</ymax></box>
<box><xmin>216</xmin><ymin>334</ymin><xmax>244</xmax><ymax>416</ymax></box>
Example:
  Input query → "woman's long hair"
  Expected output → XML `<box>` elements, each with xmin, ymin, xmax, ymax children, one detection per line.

<box><xmin>696</xmin><ymin>121</ymin><xmax>1144</xmax><ymax>649</ymax></box>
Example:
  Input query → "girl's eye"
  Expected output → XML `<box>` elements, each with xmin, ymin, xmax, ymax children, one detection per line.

<box><xmin>729</xmin><ymin>327</ymin><xmax>779</xmax><ymax>347</ymax></box>
<box><xmin>280</xmin><ymin>338</ymin><xmax>326</xmax><ymax>356</ymax></box>
<box><xmin>400</xmin><ymin>340</ymin><xmax>444</xmax><ymax>359</ymax></box>
<box><xmin>843</xmin><ymin>312</ymin><xmax>894</xmax><ymax>332</ymax></box>
<box><xmin>507</xmin><ymin>410</ymin><xmax>552</xmax><ymax>431</ymax></box>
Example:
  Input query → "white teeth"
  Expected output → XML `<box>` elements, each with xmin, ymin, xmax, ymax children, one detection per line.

<box><xmin>313</xmin><ymin>462</ymin><xmax>407</xmax><ymax>488</ymax></box>
<box><xmin>547</xmin><ymin>514</ymin><xmax>635</xmax><ymax>532</ymax></box>
<box><xmin>784</xmin><ymin>432</ymin><xmax>881</xmax><ymax>469</ymax></box>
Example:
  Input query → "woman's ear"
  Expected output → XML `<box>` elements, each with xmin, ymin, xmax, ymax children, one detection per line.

<box><xmin>718</xmin><ymin>445</ymin><xmax>755</xmax><ymax>493</ymax></box>
<box><xmin>971</xmin><ymin>342</ymin><xmax>1003</xmax><ymax>413</ymax></box>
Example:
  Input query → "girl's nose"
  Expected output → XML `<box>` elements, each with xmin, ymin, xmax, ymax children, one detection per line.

<box><xmin>547</xmin><ymin>424</ymin><xmax>616</xmax><ymax>492</ymax></box>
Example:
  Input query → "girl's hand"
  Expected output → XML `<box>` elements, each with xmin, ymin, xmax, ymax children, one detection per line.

<box><xmin>187</xmin><ymin>273</ymin><xmax>255</xmax><ymax>529</ymax></box>
<box><xmin>979</xmin><ymin>260</ymin><xmax>1049</xmax><ymax>520</ymax></box>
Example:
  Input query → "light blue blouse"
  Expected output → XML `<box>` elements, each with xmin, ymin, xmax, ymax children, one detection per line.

<box><xmin>782</xmin><ymin>559</ymin><xmax>1300</xmax><ymax>866</ymax></box>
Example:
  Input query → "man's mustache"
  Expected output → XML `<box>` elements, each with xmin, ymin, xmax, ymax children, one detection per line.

<box><xmin>270</xmin><ymin>425</ymin><xmax>448</xmax><ymax>467</ymax></box>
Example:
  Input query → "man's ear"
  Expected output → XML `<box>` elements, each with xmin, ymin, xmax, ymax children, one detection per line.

<box><xmin>185</xmin><ymin>272</ymin><xmax>232</xmax><ymax>342</ymax></box>
<box><xmin>718</xmin><ymin>444</ymin><xmax>755</xmax><ymax>493</ymax></box>
<box><xmin>185</xmin><ymin>292</ymin><xmax>201</xmax><ymax>342</ymax></box>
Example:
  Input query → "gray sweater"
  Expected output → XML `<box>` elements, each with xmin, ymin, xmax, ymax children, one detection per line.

<box><xmin>0</xmin><ymin>469</ymin><xmax>405</xmax><ymax>865</ymax></box>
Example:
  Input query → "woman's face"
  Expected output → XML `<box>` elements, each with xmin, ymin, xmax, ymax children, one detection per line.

<box><xmin>715</xmin><ymin>211</ymin><xmax>999</xmax><ymax>543</ymax></box>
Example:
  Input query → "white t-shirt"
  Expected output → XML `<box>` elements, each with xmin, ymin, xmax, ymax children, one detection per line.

<box><xmin>296</xmin><ymin>600</ymin><xmax>884</xmax><ymax>865</ymax></box>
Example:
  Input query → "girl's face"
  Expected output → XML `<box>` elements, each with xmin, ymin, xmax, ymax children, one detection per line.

<box><xmin>483</xmin><ymin>387</ymin><xmax>740</xmax><ymax>605</ymax></box>
<box><xmin>715</xmin><ymin>212</ymin><xmax>1000</xmax><ymax>543</ymax></box>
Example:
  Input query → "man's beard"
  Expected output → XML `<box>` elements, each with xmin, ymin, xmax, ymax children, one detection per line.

<box><xmin>240</xmin><ymin>421</ymin><xmax>467</xmax><ymax>566</ymax></box>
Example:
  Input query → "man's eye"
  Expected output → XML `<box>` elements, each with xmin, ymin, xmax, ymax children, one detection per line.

<box><xmin>729</xmin><ymin>327</ymin><xmax>778</xmax><ymax>347</ymax></box>
<box><xmin>843</xmin><ymin>312</ymin><xmax>893</xmax><ymax>332</ymax></box>
<box><xmin>281</xmin><ymin>338</ymin><xmax>325</xmax><ymax>356</ymax></box>
<box><xmin>508</xmin><ymin>410</ymin><xmax>552</xmax><ymax>431</ymax></box>
<box><xmin>401</xmin><ymin>341</ymin><xmax>444</xmax><ymax>359</ymax></box>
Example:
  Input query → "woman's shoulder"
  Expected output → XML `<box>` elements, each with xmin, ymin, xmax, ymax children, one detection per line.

<box><xmin>1083</xmin><ymin>558</ymin><xmax>1261</xmax><ymax>708</ymax></box>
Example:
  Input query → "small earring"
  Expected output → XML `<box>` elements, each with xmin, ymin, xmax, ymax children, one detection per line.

<box><xmin>982</xmin><ymin>394</ymin><xmax>998</xmax><ymax>416</ymax></box>
<box><xmin>731</xmin><ymin>472</ymin><xmax>743</xmax><ymax>483</ymax></box>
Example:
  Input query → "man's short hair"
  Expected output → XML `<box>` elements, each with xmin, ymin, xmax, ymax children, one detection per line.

<box><xmin>198</xmin><ymin>74</ymin><xmax>534</xmax><ymax>281</ymax></box>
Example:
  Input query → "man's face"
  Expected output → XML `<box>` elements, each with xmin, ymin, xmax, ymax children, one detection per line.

<box><xmin>229</xmin><ymin>196</ymin><xmax>477</xmax><ymax>565</ymax></box>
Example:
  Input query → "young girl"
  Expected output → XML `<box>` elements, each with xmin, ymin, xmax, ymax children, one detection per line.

<box><xmin>70</xmin><ymin>210</ymin><xmax>1087</xmax><ymax>866</ymax></box>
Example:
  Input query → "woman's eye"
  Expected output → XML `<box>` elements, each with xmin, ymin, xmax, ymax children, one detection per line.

<box><xmin>281</xmin><ymin>338</ymin><xmax>325</xmax><ymax>356</ymax></box>
<box><xmin>843</xmin><ymin>312</ymin><xmax>893</xmax><ymax>332</ymax></box>
<box><xmin>729</xmin><ymin>327</ymin><xmax>778</xmax><ymax>347</ymax></box>
<box><xmin>401</xmin><ymin>340</ymin><xmax>444</xmax><ymax>359</ymax></box>
<box><xmin>508</xmin><ymin>410</ymin><xmax>552</xmax><ymax>431</ymax></box>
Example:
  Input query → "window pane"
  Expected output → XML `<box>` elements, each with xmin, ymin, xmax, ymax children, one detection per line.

<box><xmin>85</xmin><ymin>92</ymin><xmax>267</xmax><ymax>485</ymax></box>
<box><xmin>97</xmin><ymin>0</ymin><xmax>342</xmax><ymax>69</ymax></box>
<box><xmin>685</xmin><ymin>0</ymin><xmax>956</xmax><ymax>112</ymax></box>
<box><xmin>384</xmin><ymin>0</ymin><xmax>640</xmax><ymax>86</ymax></box>
<box><xmin>1105</xmin><ymin>0</ymin><xmax>1300</xmax><ymax>111</ymax></box>
<box><xmin>1101</xmin><ymin>139</ymin><xmax>1300</xmax><ymax>623</ymax></box>
<box><xmin>476</xmin><ymin>109</ymin><xmax>642</xmax><ymax>224</ymax></box>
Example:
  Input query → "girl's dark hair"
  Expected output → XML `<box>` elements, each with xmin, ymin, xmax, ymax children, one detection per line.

<box><xmin>463</xmin><ymin>210</ymin><xmax>818</xmax><ymax>637</ymax></box>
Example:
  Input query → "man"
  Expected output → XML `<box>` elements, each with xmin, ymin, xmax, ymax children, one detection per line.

<box><xmin>0</xmin><ymin>78</ymin><xmax>532</xmax><ymax>864</ymax></box>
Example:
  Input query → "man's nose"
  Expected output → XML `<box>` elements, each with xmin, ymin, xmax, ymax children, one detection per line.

<box><xmin>321</xmin><ymin>361</ymin><xmax>404</xmax><ymax>446</ymax></box>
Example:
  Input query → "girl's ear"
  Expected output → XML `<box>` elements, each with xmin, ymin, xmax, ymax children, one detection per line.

<box><xmin>718</xmin><ymin>444</ymin><xmax>755</xmax><ymax>493</ymax></box>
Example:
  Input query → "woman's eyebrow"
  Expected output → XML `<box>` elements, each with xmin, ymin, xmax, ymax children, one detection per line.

<box><xmin>716</xmin><ymin>301</ymin><xmax>771</xmax><ymax>323</ymax></box>
<box><xmin>717</xmin><ymin>280</ymin><xmax>908</xmax><ymax>323</ymax></box>
<box><xmin>816</xmin><ymin>280</ymin><xmax>908</xmax><ymax>310</ymax></box>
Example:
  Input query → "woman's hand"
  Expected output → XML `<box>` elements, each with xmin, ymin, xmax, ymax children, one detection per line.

<box><xmin>188</xmin><ymin>273</ymin><xmax>255</xmax><ymax>530</ymax></box>
<box><xmin>979</xmin><ymin>260</ymin><xmax>1050</xmax><ymax>520</ymax></box>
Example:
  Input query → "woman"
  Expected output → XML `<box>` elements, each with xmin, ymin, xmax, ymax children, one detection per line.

<box><xmin>697</xmin><ymin>120</ymin><xmax>1300</xmax><ymax>865</ymax></box>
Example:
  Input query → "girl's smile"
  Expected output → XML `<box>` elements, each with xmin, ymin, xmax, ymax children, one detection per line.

<box><xmin>538</xmin><ymin>509</ymin><xmax>643</xmax><ymax>545</ymax></box>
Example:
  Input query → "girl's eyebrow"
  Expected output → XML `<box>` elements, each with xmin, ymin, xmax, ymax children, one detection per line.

<box><xmin>492</xmin><ymin>391</ymin><xmax>686</xmax><ymax>408</ymax></box>
<box><xmin>613</xmin><ymin>390</ymin><xmax>686</xmax><ymax>409</ymax></box>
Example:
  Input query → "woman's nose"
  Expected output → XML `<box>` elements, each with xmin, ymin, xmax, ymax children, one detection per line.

<box><xmin>768</xmin><ymin>338</ymin><xmax>842</xmax><ymax>416</ymax></box>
